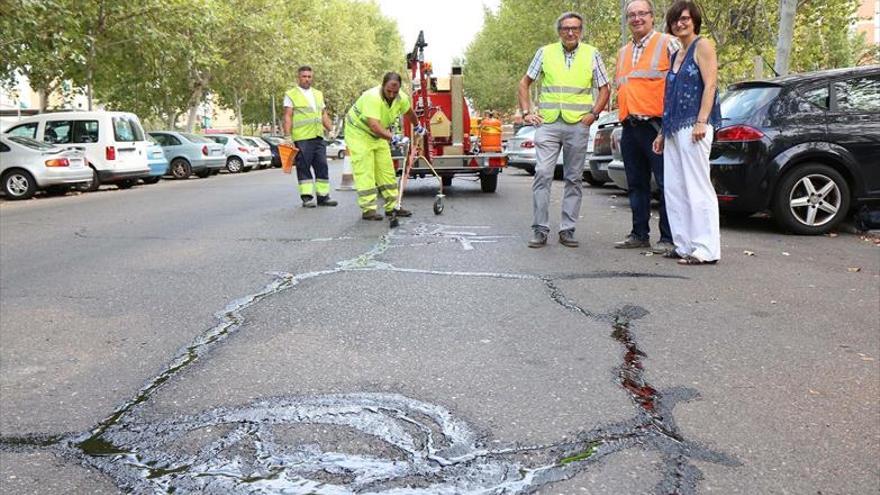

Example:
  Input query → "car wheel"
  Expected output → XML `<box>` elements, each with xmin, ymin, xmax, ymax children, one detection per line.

<box><xmin>338</xmin><ymin>150</ymin><xmax>345</xmax><ymax>159</ymax></box>
<box><xmin>142</xmin><ymin>176</ymin><xmax>161</xmax><ymax>184</ymax></box>
<box><xmin>116</xmin><ymin>179</ymin><xmax>137</xmax><ymax>189</ymax></box>
<box><xmin>441</xmin><ymin>176</ymin><xmax>453</xmax><ymax>187</ymax></box>
<box><xmin>584</xmin><ymin>172</ymin><xmax>606</xmax><ymax>186</ymax></box>
<box><xmin>525</xmin><ymin>165</ymin><xmax>535</xmax><ymax>176</ymax></box>
<box><xmin>170</xmin><ymin>158</ymin><xmax>192</xmax><ymax>179</ymax></box>
<box><xmin>2</xmin><ymin>169</ymin><xmax>37</xmax><ymax>200</ymax></box>
<box><xmin>480</xmin><ymin>173</ymin><xmax>498</xmax><ymax>193</ymax></box>
<box><xmin>195</xmin><ymin>169</ymin><xmax>211</xmax><ymax>178</ymax></box>
<box><xmin>77</xmin><ymin>168</ymin><xmax>100</xmax><ymax>192</ymax></box>
<box><xmin>211</xmin><ymin>169</ymin><xmax>220</xmax><ymax>175</ymax></box>
<box><xmin>226</xmin><ymin>156</ymin><xmax>244</xmax><ymax>173</ymax></box>
<box><xmin>772</xmin><ymin>162</ymin><xmax>850</xmax><ymax>235</ymax></box>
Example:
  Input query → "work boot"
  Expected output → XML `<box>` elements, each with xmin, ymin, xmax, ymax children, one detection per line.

<box><xmin>528</xmin><ymin>230</ymin><xmax>548</xmax><ymax>248</ymax></box>
<box><xmin>317</xmin><ymin>196</ymin><xmax>338</xmax><ymax>207</ymax></box>
<box><xmin>614</xmin><ymin>234</ymin><xmax>650</xmax><ymax>249</ymax></box>
<box><xmin>302</xmin><ymin>196</ymin><xmax>316</xmax><ymax>208</ymax></box>
<box><xmin>362</xmin><ymin>210</ymin><xmax>383</xmax><ymax>221</ymax></box>
<box><xmin>558</xmin><ymin>229</ymin><xmax>579</xmax><ymax>248</ymax></box>
<box><xmin>388</xmin><ymin>207</ymin><xmax>412</xmax><ymax>217</ymax></box>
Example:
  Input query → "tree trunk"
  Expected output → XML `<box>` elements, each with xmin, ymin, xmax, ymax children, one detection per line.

<box><xmin>774</xmin><ymin>0</ymin><xmax>797</xmax><ymax>76</ymax></box>
<box><xmin>235</xmin><ymin>89</ymin><xmax>244</xmax><ymax>135</ymax></box>
<box><xmin>166</xmin><ymin>111</ymin><xmax>178</xmax><ymax>130</ymax></box>
<box><xmin>185</xmin><ymin>85</ymin><xmax>204</xmax><ymax>133</ymax></box>
<box><xmin>38</xmin><ymin>88</ymin><xmax>48</xmax><ymax>112</ymax></box>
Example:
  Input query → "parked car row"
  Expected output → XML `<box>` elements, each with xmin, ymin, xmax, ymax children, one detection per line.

<box><xmin>0</xmin><ymin>110</ymin><xmax>282</xmax><ymax>200</ymax></box>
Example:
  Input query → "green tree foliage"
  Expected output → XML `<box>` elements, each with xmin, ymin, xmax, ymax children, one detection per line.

<box><xmin>3</xmin><ymin>0</ymin><xmax>404</xmax><ymax>130</ymax></box>
<box><xmin>464</xmin><ymin>0</ymin><xmax>875</xmax><ymax>113</ymax></box>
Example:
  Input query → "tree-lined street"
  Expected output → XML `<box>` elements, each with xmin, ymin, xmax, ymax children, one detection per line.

<box><xmin>1</xmin><ymin>167</ymin><xmax>877</xmax><ymax>493</ymax></box>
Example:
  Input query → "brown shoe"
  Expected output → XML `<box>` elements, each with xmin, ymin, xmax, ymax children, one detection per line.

<box><xmin>558</xmin><ymin>230</ymin><xmax>579</xmax><ymax>248</ymax></box>
<box><xmin>614</xmin><ymin>235</ymin><xmax>650</xmax><ymax>249</ymax></box>
<box><xmin>362</xmin><ymin>210</ymin><xmax>383</xmax><ymax>221</ymax></box>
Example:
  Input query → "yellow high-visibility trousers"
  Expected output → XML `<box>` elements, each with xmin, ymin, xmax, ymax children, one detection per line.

<box><xmin>347</xmin><ymin>133</ymin><xmax>398</xmax><ymax>213</ymax></box>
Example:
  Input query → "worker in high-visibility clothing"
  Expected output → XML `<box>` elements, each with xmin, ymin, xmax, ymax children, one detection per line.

<box><xmin>613</xmin><ymin>0</ymin><xmax>678</xmax><ymax>254</ymax></box>
<box><xmin>283</xmin><ymin>65</ymin><xmax>337</xmax><ymax>208</ymax></box>
<box><xmin>344</xmin><ymin>72</ymin><xmax>424</xmax><ymax>221</ymax></box>
<box><xmin>518</xmin><ymin>12</ymin><xmax>611</xmax><ymax>248</ymax></box>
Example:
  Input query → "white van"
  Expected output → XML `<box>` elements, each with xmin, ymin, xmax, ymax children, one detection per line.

<box><xmin>3</xmin><ymin>111</ymin><xmax>151</xmax><ymax>190</ymax></box>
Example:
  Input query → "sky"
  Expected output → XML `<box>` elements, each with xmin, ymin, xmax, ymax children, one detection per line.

<box><xmin>376</xmin><ymin>0</ymin><xmax>502</xmax><ymax>76</ymax></box>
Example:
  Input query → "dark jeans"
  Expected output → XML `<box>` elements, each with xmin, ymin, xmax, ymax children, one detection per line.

<box><xmin>620</xmin><ymin>121</ymin><xmax>671</xmax><ymax>243</ymax></box>
<box><xmin>294</xmin><ymin>137</ymin><xmax>329</xmax><ymax>200</ymax></box>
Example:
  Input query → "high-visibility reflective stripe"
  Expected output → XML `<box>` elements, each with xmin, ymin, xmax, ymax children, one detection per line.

<box><xmin>292</xmin><ymin>117</ymin><xmax>321</xmax><ymax>127</ymax></box>
<box><xmin>617</xmin><ymin>34</ymin><xmax>670</xmax><ymax>85</ymax></box>
<box><xmin>357</xmin><ymin>187</ymin><xmax>378</xmax><ymax>197</ymax></box>
<box><xmin>618</xmin><ymin>69</ymin><xmax>668</xmax><ymax>84</ymax></box>
<box><xmin>299</xmin><ymin>182</ymin><xmax>315</xmax><ymax>194</ymax></box>
<box><xmin>538</xmin><ymin>102</ymin><xmax>593</xmax><ymax>111</ymax></box>
<box><xmin>541</xmin><ymin>85</ymin><xmax>590</xmax><ymax>95</ymax></box>
<box><xmin>376</xmin><ymin>183</ymin><xmax>397</xmax><ymax>192</ymax></box>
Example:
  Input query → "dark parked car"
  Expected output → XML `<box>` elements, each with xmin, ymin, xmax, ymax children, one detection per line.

<box><xmin>262</xmin><ymin>136</ymin><xmax>283</xmax><ymax>168</ymax></box>
<box><xmin>711</xmin><ymin>66</ymin><xmax>880</xmax><ymax>234</ymax></box>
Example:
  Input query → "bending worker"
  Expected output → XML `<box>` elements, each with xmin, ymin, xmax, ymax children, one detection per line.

<box><xmin>344</xmin><ymin>72</ymin><xmax>423</xmax><ymax>221</ymax></box>
<box><xmin>283</xmin><ymin>65</ymin><xmax>337</xmax><ymax>208</ymax></box>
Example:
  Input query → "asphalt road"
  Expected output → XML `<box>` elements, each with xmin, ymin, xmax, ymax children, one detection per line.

<box><xmin>1</xmin><ymin>163</ymin><xmax>877</xmax><ymax>494</ymax></box>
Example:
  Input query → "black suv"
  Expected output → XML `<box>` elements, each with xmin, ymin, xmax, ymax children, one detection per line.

<box><xmin>711</xmin><ymin>66</ymin><xmax>879</xmax><ymax>234</ymax></box>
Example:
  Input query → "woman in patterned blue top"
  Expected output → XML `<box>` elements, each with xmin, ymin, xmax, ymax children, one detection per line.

<box><xmin>652</xmin><ymin>0</ymin><xmax>722</xmax><ymax>265</ymax></box>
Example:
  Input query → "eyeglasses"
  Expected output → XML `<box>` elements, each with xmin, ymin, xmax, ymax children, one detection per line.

<box><xmin>675</xmin><ymin>15</ymin><xmax>692</xmax><ymax>24</ymax></box>
<box><xmin>626</xmin><ymin>11</ymin><xmax>652</xmax><ymax>20</ymax></box>
<box><xmin>559</xmin><ymin>26</ymin><xmax>582</xmax><ymax>33</ymax></box>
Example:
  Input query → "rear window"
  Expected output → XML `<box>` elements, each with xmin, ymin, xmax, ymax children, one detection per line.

<box><xmin>9</xmin><ymin>135</ymin><xmax>58</xmax><ymax>151</ymax></box>
<box><xmin>263</xmin><ymin>136</ymin><xmax>282</xmax><ymax>145</ymax></box>
<box><xmin>112</xmin><ymin>116</ymin><xmax>145</xmax><ymax>142</ymax></box>
<box><xmin>182</xmin><ymin>132</ymin><xmax>213</xmax><ymax>143</ymax></box>
<box><xmin>720</xmin><ymin>86</ymin><xmax>780</xmax><ymax>120</ymax></box>
<box><xmin>234</xmin><ymin>137</ymin><xmax>252</xmax><ymax>146</ymax></box>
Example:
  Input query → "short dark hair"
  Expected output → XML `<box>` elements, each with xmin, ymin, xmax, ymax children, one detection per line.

<box><xmin>665</xmin><ymin>0</ymin><xmax>702</xmax><ymax>35</ymax></box>
<box><xmin>382</xmin><ymin>72</ymin><xmax>402</xmax><ymax>87</ymax></box>
<box><xmin>297</xmin><ymin>65</ymin><xmax>312</xmax><ymax>74</ymax></box>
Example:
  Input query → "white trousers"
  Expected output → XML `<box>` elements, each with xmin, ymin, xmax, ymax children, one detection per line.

<box><xmin>663</xmin><ymin>125</ymin><xmax>720</xmax><ymax>261</ymax></box>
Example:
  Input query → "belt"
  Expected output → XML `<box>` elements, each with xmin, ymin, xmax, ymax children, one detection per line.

<box><xmin>623</xmin><ymin>116</ymin><xmax>661</xmax><ymax>126</ymax></box>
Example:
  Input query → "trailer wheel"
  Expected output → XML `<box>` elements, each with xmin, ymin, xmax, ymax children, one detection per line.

<box><xmin>480</xmin><ymin>173</ymin><xmax>498</xmax><ymax>193</ymax></box>
<box><xmin>441</xmin><ymin>176</ymin><xmax>453</xmax><ymax>187</ymax></box>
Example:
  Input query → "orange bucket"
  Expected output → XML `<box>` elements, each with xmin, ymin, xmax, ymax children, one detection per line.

<box><xmin>279</xmin><ymin>143</ymin><xmax>298</xmax><ymax>174</ymax></box>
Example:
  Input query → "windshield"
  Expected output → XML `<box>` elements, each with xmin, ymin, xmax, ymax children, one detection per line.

<box><xmin>721</xmin><ymin>86</ymin><xmax>780</xmax><ymax>121</ymax></box>
<box><xmin>8</xmin><ymin>135</ymin><xmax>59</xmax><ymax>151</ymax></box>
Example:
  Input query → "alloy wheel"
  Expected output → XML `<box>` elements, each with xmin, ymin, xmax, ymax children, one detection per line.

<box><xmin>788</xmin><ymin>173</ymin><xmax>841</xmax><ymax>227</ymax></box>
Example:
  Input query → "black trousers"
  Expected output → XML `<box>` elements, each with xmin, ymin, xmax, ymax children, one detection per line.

<box><xmin>294</xmin><ymin>137</ymin><xmax>329</xmax><ymax>200</ymax></box>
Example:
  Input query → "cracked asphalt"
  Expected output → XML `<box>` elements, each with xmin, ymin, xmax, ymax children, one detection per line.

<box><xmin>1</xmin><ymin>163</ymin><xmax>877</xmax><ymax>494</ymax></box>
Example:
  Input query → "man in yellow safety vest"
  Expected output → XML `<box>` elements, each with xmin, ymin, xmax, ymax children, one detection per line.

<box><xmin>344</xmin><ymin>72</ymin><xmax>423</xmax><ymax>221</ymax></box>
<box><xmin>283</xmin><ymin>65</ymin><xmax>337</xmax><ymax>208</ymax></box>
<box><xmin>518</xmin><ymin>12</ymin><xmax>611</xmax><ymax>248</ymax></box>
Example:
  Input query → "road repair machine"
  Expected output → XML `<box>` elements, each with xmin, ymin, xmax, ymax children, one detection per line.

<box><xmin>390</xmin><ymin>31</ymin><xmax>508</xmax><ymax>227</ymax></box>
